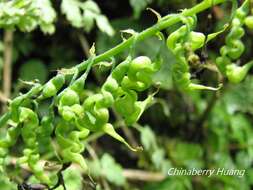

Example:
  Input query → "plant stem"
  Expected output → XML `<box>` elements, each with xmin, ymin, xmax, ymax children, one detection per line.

<box><xmin>2</xmin><ymin>30</ymin><xmax>13</xmax><ymax>103</ymax></box>
<box><xmin>77</xmin><ymin>0</ymin><xmax>226</xmax><ymax>72</ymax></box>
<box><xmin>112</xmin><ymin>109</ymin><xmax>139</xmax><ymax>148</ymax></box>
<box><xmin>0</xmin><ymin>0</ymin><xmax>226</xmax><ymax>121</ymax></box>
<box><xmin>77</xmin><ymin>33</ymin><xmax>90</xmax><ymax>57</ymax></box>
<box><xmin>77</xmin><ymin>32</ymin><xmax>103</xmax><ymax>83</ymax></box>
<box><xmin>86</xmin><ymin>144</ymin><xmax>111</xmax><ymax>190</ymax></box>
<box><xmin>0</xmin><ymin>91</ymin><xmax>8</xmax><ymax>103</ymax></box>
<box><xmin>122</xmin><ymin>169</ymin><xmax>165</xmax><ymax>182</ymax></box>
<box><xmin>77</xmin><ymin>33</ymin><xmax>139</xmax><ymax>148</ymax></box>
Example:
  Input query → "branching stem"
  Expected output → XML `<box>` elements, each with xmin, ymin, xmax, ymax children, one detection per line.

<box><xmin>0</xmin><ymin>0</ymin><xmax>226</xmax><ymax>125</ymax></box>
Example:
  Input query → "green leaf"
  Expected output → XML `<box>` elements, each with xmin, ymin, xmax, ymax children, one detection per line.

<box><xmin>223</xmin><ymin>76</ymin><xmax>253</xmax><ymax>114</ymax></box>
<box><xmin>28</xmin><ymin>168</ymin><xmax>83</xmax><ymax>190</ymax></box>
<box><xmin>213</xmin><ymin>152</ymin><xmax>235</xmax><ymax>169</ymax></box>
<box><xmin>19</xmin><ymin>59</ymin><xmax>48</xmax><ymax>83</ymax></box>
<box><xmin>206</xmin><ymin>24</ymin><xmax>228</xmax><ymax>43</ymax></box>
<box><xmin>230</xmin><ymin>114</ymin><xmax>250</xmax><ymax>144</ymax></box>
<box><xmin>62</xmin><ymin>168</ymin><xmax>83</xmax><ymax>190</ymax></box>
<box><xmin>246</xmin><ymin>168</ymin><xmax>253</xmax><ymax>185</ymax></box>
<box><xmin>82</xmin><ymin>9</ymin><xmax>96</xmax><ymax>32</ymax></box>
<box><xmin>140</xmin><ymin>126</ymin><xmax>157</xmax><ymax>151</ymax></box>
<box><xmin>129</xmin><ymin>0</ymin><xmax>153</xmax><ymax>19</ymax></box>
<box><xmin>236</xmin><ymin>151</ymin><xmax>252</xmax><ymax>169</ymax></box>
<box><xmin>61</xmin><ymin>0</ymin><xmax>83</xmax><ymax>28</ymax></box>
<box><xmin>81</xmin><ymin>0</ymin><xmax>100</xmax><ymax>14</ymax></box>
<box><xmin>95</xmin><ymin>15</ymin><xmax>115</xmax><ymax>36</ymax></box>
<box><xmin>169</xmin><ymin>141</ymin><xmax>204</xmax><ymax>169</ymax></box>
<box><xmin>101</xmin><ymin>153</ymin><xmax>126</xmax><ymax>186</ymax></box>
<box><xmin>0</xmin><ymin>0</ymin><xmax>56</xmax><ymax>33</ymax></box>
<box><xmin>151</xmin><ymin>148</ymin><xmax>166</xmax><ymax>169</ymax></box>
<box><xmin>96</xmin><ymin>18</ymin><xmax>142</xmax><ymax>55</ymax></box>
<box><xmin>0</xmin><ymin>174</ymin><xmax>16</xmax><ymax>190</ymax></box>
<box><xmin>144</xmin><ymin>176</ymin><xmax>191</xmax><ymax>190</ymax></box>
<box><xmin>152</xmin><ymin>45</ymin><xmax>174</xmax><ymax>90</ymax></box>
<box><xmin>87</xmin><ymin>159</ymin><xmax>102</xmax><ymax>178</ymax></box>
<box><xmin>34</xmin><ymin>0</ymin><xmax>56</xmax><ymax>34</ymax></box>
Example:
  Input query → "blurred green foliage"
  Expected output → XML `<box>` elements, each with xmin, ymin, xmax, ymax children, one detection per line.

<box><xmin>0</xmin><ymin>0</ymin><xmax>56</xmax><ymax>33</ymax></box>
<box><xmin>61</xmin><ymin>0</ymin><xmax>114</xmax><ymax>35</ymax></box>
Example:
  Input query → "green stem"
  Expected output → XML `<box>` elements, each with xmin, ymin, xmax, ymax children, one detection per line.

<box><xmin>0</xmin><ymin>112</ymin><xmax>11</xmax><ymax>128</ymax></box>
<box><xmin>77</xmin><ymin>0</ymin><xmax>226</xmax><ymax>71</ymax></box>
<box><xmin>0</xmin><ymin>0</ymin><xmax>226</xmax><ymax>124</ymax></box>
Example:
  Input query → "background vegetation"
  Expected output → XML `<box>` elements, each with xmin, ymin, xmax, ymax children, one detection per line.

<box><xmin>1</xmin><ymin>0</ymin><xmax>253</xmax><ymax>189</ymax></box>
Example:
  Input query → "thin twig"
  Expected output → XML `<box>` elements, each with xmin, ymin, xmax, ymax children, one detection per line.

<box><xmin>122</xmin><ymin>169</ymin><xmax>166</xmax><ymax>182</ymax></box>
<box><xmin>196</xmin><ymin>92</ymin><xmax>218</xmax><ymax>128</ymax></box>
<box><xmin>3</xmin><ymin>30</ymin><xmax>13</xmax><ymax>100</ymax></box>
<box><xmin>193</xmin><ymin>91</ymin><xmax>219</xmax><ymax>142</ymax></box>
<box><xmin>77</xmin><ymin>32</ymin><xmax>102</xmax><ymax>83</ymax></box>
<box><xmin>78</xmin><ymin>33</ymin><xmax>90</xmax><ymax>57</ymax></box>
<box><xmin>112</xmin><ymin>109</ymin><xmax>139</xmax><ymax>148</ymax></box>
<box><xmin>11</xmin><ymin>158</ymin><xmax>166</xmax><ymax>183</ymax></box>
<box><xmin>0</xmin><ymin>91</ymin><xmax>8</xmax><ymax>103</ymax></box>
<box><xmin>86</xmin><ymin>144</ymin><xmax>111</xmax><ymax>190</ymax></box>
<box><xmin>1</xmin><ymin>30</ymin><xmax>13</xmax><ymax>113</ymax></box>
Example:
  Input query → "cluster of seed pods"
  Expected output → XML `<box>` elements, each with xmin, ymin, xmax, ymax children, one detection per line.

<box><xmin>0</xmin><ymin>56</ymin><xmax>160</xmax><ymax>186</ymax></box>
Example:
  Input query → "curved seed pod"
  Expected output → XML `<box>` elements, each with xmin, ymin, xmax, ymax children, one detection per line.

<box><xmin>216</xmin><ymin>0</ymin><xmax>252</xmax><ymax>83</ymax></box>
<box><xmin>121</xmin><ymin>56</ymin><xmax>160</xmax><ymax>91</ymax></box>
<box><xmin>75</xmin><ymin>56</ymin><xmax>159</xmax><ymax>151</ymax></box>
<box><xmin>55</xmin><ymin>121</ymin><xmax>89</xmax><ymax>171</ymax></box>
<box><xmin>9</xmin><ymin>83</ymin><xmax>42</xmax><ymax>123</ymax></box>
<box><xmin>0</xmin><ymin>126</ymin><xmax>20</xmax><ymax>171</ymax></box>
<box><xmin>167</xmin><ymin>16</ymin><xmax>220</xmax><ymax>91</ymax></box>
<box><xmin>115</xmin><ymin>89</ymin><xmax>154</xmax><ymax>125</ymax></box>
<box><xmin>58</xmin><ymin>89</ymin><xmax>81</xmax><ymax>121</ymax></box>
<box><xmin>245</xmin><ymin>16</ymin><xmax>253</xmax><ymax>28</ymax></box>
<box><xmin>114</xmin><ymin>56</ymin><xmax>160</xmax><ymax>124</ymax></box>
<box><xmin>188</xmin><ymin>31</ymin><xmax>205</xmax><ymax>51</ymax></box>
<box><xmin>226</xmin><ymin>61</ymin><xmax>253</xmax><ymax>83</ymax></box>
<box><xmin>55</xmin><ymin>64</ymin><xmax>94</xmax><ymax>171</ymax></box>
<box><xmin>38</xmin><ymin>116</ymin><xmax>54</xmax><ymax>153</ymax></box>
<box><xmin>77</xmin><ymin>92</ymin><xmax>141</xmax><ymax>152</ymax></box>
<box><xmin>9</xmin><ymin>96</ymin><xmax>25</xmax><ymax>123</ymax></box>
<box><xmin>102</xmin><ymin>123</ymin><xmax>142</xmax><ymax>151</ymax></box>
<box><xmin>57</xmin><ymin>59</ymin><xmax>94</xmax><ymax>122</ymax></box>
<box><xmin>40</xmin><ymin>74</ymin><xmax>65</xmax><ymax>99</ymax></box>
<box><xmin>18</xmin><ymin>107</ymin><xmax>52</xmax><ymax>185</ymax></box>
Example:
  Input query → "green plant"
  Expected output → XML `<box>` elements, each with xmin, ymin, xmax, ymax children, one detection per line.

<box><xmin>166</xmin><ymin>15</ymin><xmax>221</xmax><ymax>90</ymax></box>
<box><xmin>61</xmin><ymin>0</ymin><xmax>114</xmax><ymax>35</ymax></box>
<box><xmin>216</xmin><ymin>0</ymin><xmax>253</xmax><ymax>83</ymax></box>
<box><xmin>0</xmin><ymin>0</ymin><xmax>253</xmax><ymax>189</ymax></box>
<box><xmin>0</xmin><ymin>0</ymin><xmax>56</xmax><ymax>34</ymax></box>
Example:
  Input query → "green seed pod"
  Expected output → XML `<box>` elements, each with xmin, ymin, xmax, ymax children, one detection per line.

<box><xmin>167</xmin><ymin>15</ymin><xmax>220</xmax><ymax>91</ymax></box>
<box><xmin>42</xmin><ymin>82</ymin><xmax>57</xmax><ymax>98</ymax></box>
<box><xmin>216</xmin><ymin>0</ymin><xmax>252</xmax><ymax>83</ymax></box>
<box><xmin>75</xmin><ymin>55</ymin><xmax>159</xmax><ymax>152</ymax></box>
<box><xmin>121</xmin><ymin>56</ymin><xmax>157</xmax><ymax>91</ymax></box>
<box><xmin>61</xmin><ymin>104</ymin><xmax>84</xmax><ymax>121</ymax></box>
<box><xmin>0</xmin><ymin>126</ymin><xmax>20</xmax><ymax>171</ymax></box>
<box><xmin>18</xmin><ymin>107</ymin><xmax>52</xmax><ymax>185</ymax></box>
<box><xmin>226</xmin><ymin>61</ymin><xmax>253</xmax><ymax>83</ymax></box>
<box><xmin>41</xmin><ymin>74</ymin><xmax>65</xmax><ymax>98</ymax></box>
<box><xmin>38</xmin><ymin>116</ymin><xmax>54</xmax><ymax>153</ymax></box>
<box><xmin>55</xmin><ymin>121</ymin><xmax>89</xmax><ymax>171</ymax></box>
<box><xmin>59</xmin><ymin>89</ymin><xmax>80</xmax><ymax>106</ymax></box>
<box><xmin>188</xmin><ymin>31</ymin><xmax>205</xmax><ymax>51</ymax></box>
<box><xmin>245</xmin><ymin>16</ymin><xmax>253</xmax><ymax>29</ymax></box>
